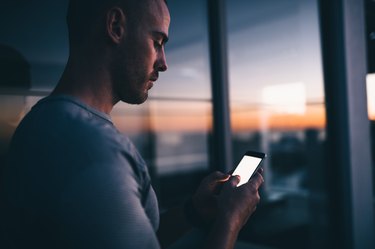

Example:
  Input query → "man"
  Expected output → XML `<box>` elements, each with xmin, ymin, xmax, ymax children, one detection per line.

<box><xmin>0</xmin><ymin>0</ymin><xmax>264</xmax><ymax>248</ymax></box>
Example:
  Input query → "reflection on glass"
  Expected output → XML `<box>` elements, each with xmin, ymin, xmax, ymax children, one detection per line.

<box><xmin>227</xmin><ymin>0</ymin><xmax>327</xmax><ymax>248</ymax></box>
<box><xmin>262</xmin><ymin>83</ymin><xmax>306</xmax><ymax>114</ymax></box>
<box><xmin>367</xmin><ymin>73</ymin><xmax>375</xmax><ymax>120</ymax></box>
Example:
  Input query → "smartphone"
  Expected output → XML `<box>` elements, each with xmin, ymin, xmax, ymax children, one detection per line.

<box><xmin>232</xmin><ymin>151</ymin><xmax>266</xmax><ymax>187</ymax></box>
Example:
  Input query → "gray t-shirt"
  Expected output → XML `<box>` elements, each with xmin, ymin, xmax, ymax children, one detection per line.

<box><xmin>0</xmin><ymin>95</ymin><xmax>160</xmax><ymax>249</ymax></box>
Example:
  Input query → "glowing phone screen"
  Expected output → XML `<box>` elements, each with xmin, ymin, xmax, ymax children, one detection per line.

<box><xmin>232</xmin><ymin>155</ymin><xmax>262</xmax><ymax>187</ymax></box>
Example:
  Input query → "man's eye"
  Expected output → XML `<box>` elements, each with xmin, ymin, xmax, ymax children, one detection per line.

<box><xmin>154</xmin><ymin>41</ymin><xmax>162</xmax><ymax>49</ymax></box>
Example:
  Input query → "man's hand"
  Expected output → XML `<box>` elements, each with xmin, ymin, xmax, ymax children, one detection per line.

<box><xmin>192</xmin><ymin>171</ymin><xmax>230</xmax><ymax>223</ymax></box>
<box><xmin>202</xmin><ymin>170</ymin><xmax>264</xmax><ymax>249</ymax></box>
<box><xmin>218</xmin><ymin>170</ymin><xmax>264</xmax><ymax>230</ymax></box>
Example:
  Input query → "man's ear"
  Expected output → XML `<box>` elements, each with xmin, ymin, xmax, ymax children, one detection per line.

<box><xmin>106</xmin><ymin>7</ymin><xmax>126</xmax><ymax>44</ymax></box>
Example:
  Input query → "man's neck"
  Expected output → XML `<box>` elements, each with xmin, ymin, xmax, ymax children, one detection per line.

<box><xmin>52</xmin><ymin>58</ymin><xmax>117</xmax><ymax>115</ymax></box>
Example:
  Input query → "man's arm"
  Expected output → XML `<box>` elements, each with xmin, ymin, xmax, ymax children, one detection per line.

<box><xmin>157</xmin><ymin>171</ymin><xmax>230</xmax><ymax>248</ymax></box>
<box><xmin>60</xmin><ymin>162</ymin><xmax>161</xmax><ymax>249</ymax></box>
<box><xmin>157</xmin><ymin>206</ymin><xmax>192</xmax><ymax>248</ymax></box>
<box><xmin>157</xmin><ymin>171</ymin><xmax>229</xmax><ymax>248</ymax></box>
<box><xmin>157</xmin><ymin>171</ymin><xmax>263</xmax><ymax>249</ymax></box>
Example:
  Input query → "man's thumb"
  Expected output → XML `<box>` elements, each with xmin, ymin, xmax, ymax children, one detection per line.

<box><xmin>228</xmin><ymin>175</ymin><xmax>241</xmax><ymax>187</ymax></box>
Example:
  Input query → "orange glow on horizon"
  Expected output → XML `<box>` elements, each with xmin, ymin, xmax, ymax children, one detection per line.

<box><xmin>112</xmin><ymin>103</ymin><xmax>326</xmax><ymax>133</ymax></box>
<box><xmin>231</xmin><ymin>105</ymin><xmax>326</xmax><ymax>132</ymax></box>
<box><xmin>0</xmin><ymin>96</ymin><xmax>327</xmax><ymax>137</ymax></box>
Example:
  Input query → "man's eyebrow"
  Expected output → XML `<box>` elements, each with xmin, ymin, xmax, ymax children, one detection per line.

<box><xmin>152</xmin><ymin>31</ymin><xmax>169</xmax><ymax>44</ymax></box>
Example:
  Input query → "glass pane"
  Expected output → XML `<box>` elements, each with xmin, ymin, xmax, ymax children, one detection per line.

<box><xmin>152</xmin><ymin>1</ymin><xmax>211</xmax><ymax>99</ymax></box>
<box><xmin>227</xmin><ymin>0</ymin><xmax>328</xmax><ymax>248</ymax></box>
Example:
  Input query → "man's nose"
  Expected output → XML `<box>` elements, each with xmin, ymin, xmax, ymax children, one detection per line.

<box><xmin>156</xmin><ymin>49</ymin><xmax>168</xmax><ymax>72</ymax></box>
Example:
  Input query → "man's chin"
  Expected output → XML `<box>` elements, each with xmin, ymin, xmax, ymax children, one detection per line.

<box><xmin>121</xmin><ymin>93</ymin><xmax>148</xmax><ymax>105</ymax></box>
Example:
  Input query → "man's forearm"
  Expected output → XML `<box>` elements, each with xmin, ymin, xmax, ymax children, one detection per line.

<box><xmin>203</xmin><ymin>218</ymin><xmax>240</xmax><ymax>249</ymax></box>
<box><xmin>157</xmin><ymin>206</ymin><xmax>192</xmax><ymax>248</ymax></box>
<box><xmin>158</xmin><ymin>207</ymin><xmax>241</xmax><ymax>249</ymax></box>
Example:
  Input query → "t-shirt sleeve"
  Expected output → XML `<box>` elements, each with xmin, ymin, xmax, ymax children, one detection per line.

<box><xmin>58</xmin><ymin>152</ymin><xmax>160</xmax><ymax>249</ymax></box>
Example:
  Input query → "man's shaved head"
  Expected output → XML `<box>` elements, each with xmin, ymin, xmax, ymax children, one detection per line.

<box><xmin>67</xmin><ymin>0</ymin><xmax>133</xmax><ymax>48</ymax></box>
<box><xmin>66</xmin><ymin>0</ymin><xmax>167</xmax><ymax>50</ymax></box>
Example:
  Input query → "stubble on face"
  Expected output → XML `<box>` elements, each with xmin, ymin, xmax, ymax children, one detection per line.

<box><xmin>112</xmin><ymin>0</ymin><xmax>170</xmax><ymax>105</ymax></box>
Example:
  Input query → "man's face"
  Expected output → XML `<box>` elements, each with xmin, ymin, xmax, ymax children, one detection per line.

<box><xmin>113</xmin><ymin>0</ymin><xmax>170</xmax><ymax>105</ymax></box>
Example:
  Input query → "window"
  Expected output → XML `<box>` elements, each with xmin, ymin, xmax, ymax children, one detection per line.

<box><xmin>227</xmin><ymin>0</ymin><xmax>328</xmax><ymax>248</ymax></box>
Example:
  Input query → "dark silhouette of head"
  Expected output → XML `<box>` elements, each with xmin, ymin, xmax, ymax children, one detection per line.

<box><xmin>0</xmin><ymin>45</ymin><xmax>31</xmax><ymax>89</ymax></box>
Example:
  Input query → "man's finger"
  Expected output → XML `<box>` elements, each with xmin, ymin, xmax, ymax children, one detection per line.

<box><xmin>226</xmin><ymin>175</ymin><xmax>241</xmax><ymax>188</ymax></box>
<box><xmin>257</xmin><ymin>167</ymin><xmax>264</xmax><ymax>176</ymax></box>
<box><xmin>247</xmin><ymin>172</ymin><xmax>264</xmax><ymax>190</ymax></box>
<box><xmin>207</xmin><ymin>171</ymin><xmax>230</xmax><ymax>182</ymax></box>
<box><xmin>216</xmin><ymin>174</ymin><xmax>231</xmax><ymax>183</ymax></box>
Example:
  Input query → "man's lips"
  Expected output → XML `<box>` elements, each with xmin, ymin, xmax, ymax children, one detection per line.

<box><xmin>149</xmin><ymin>72</ymin><xmax>159</xmax><ymax>82</ymax></box>
<box><xmin>148</xmin><ymin>73</ymin><xmax>158</xmax><ymax>90</ymax></box>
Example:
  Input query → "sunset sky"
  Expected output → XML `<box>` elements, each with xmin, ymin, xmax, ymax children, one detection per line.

<box><xmin>109</xmin><ymin>99</ymin><xmax>326</xmax><ymax>134</ymax></box>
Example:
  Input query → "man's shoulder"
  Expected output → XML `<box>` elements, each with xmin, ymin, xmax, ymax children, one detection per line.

<box><xmin>11</xmin><ymin>95</ymin><xmax>130</xmax><ymax>159</ymax></box>
<box><xmin>9</xmin><ymin>95</ymin><xmax>148</xmax><ymax>176</ymax></box>
<box><xmin>16</xmin><ymin>95</ymin><xmax>115</xmax><ymax>139</ymax></box>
